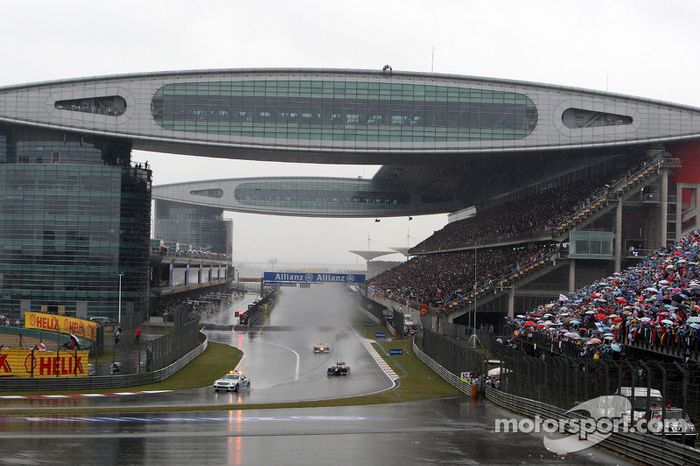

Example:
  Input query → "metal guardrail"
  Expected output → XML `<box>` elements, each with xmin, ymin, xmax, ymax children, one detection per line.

<box><xmin>0</xmin><ymin>332</ymin><xmax>208</xmax><ymax>391</ymax></box>
<box><xmin>412</xmin><ymin>338</ymin><xmax>472</xmax><ymax>395</ymax></box>
<box><xmin>486</xmin><ymin>387</ymin><xmax>700</xmax><ymax>466</ymax></box>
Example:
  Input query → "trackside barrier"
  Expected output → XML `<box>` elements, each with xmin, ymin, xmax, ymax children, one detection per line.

<box><xmin>486</xmin><ymin>387</ymin><xmax>700</xmax><ymax>466</ymax></box>
<box><xmin>0</xmin><ymin>332</ymin><xmax>208</xmax><ymax>392</ymax></box>
<box><xmin>412</xmin><ymin>338</ymin><xmax>472</xmax><ymax>395</ymax></box>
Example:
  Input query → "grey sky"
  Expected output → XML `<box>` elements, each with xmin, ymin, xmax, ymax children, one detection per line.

<box><xmin>3</xmin><ymin>0</ymin><xmax>700</xmax><ymax>265</ymax></box>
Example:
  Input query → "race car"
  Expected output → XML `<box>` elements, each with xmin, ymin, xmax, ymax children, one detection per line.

<box><xmin>213</xmin><ymin>370</ymin><xmax>251</xmax><ymax>392</ymax></box>
<box><xmin>313</xmin><ymin>341</ymin><xmax>330</xmax><ymax>353</ymax></box>
<box><xmin>327</xmin><ymin>361</ymin><xmax>350</xmax><ymax>376</ymax></box>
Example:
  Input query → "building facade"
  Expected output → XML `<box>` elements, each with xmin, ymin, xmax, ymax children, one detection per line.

<box><xmin>154</xmin><ymin>199</ymin><xmax>232</xmax><ymax>256</ymax></box>
<box><xmin>4</xmin><ymin>69</ymin><xmax>700</xmax><ymax>322</ymax></box>
<box><xmin>0</xmin><ymin>126</ymin><xmax>151</xmax><ymax>323</ymax></box>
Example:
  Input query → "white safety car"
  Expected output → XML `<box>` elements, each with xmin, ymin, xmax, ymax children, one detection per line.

<box><xmin>213</xmin><ymin>370</ymin><xmax>251</xmax><ymax>392</ymax></box>
<box><xmin>313</xmin><ymin>341</ymin><xmax>330</xmax><ymax>353</ymax></box>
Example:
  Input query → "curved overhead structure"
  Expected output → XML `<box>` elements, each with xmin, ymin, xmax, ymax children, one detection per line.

<box><xmin>5</xmin><ymin>68</ymin><xmax>700</xmax><ymax>324</ymax></box>
<box><xmin>2</xmin><ymin>68</ymin><xmax>700</xmax><ymax>165</ymax></box>
<box><xmin>152</xmin><ymin>176</ymin><xmax>461</xmax><ymax>217</ymax></box>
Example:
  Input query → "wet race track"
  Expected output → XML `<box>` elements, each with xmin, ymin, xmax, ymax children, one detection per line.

<box><xmin>0</xmin><ymin>287</ymin><xmax>633</xmax><ymax>465</ymax></box>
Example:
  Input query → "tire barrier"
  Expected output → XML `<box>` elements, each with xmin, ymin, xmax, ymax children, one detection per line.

<box><xmin>486</xmin><ymin>387</ymin><xmax>700</xmax><ymax>466</ymax></box>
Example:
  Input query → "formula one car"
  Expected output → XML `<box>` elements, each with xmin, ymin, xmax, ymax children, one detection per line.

<box><xmin>313</xmin><ymin>342</ymin><xmax>330</xmax><ymax>353</ymax></box>
<box><xmin>213</xmin><ymin>370</ymin><xmax>251</xmax><ymax>392</ymax></box>
<box><xmin>327</xmin><ymin>361</ymin><xmax>350</xmax><ymax>376</ymax></box>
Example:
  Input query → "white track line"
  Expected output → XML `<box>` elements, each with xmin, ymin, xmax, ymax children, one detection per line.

<box><xmin>257</xmin><ymin>340</ymin><xmax>300</xmax><ymax>381</ymax></box>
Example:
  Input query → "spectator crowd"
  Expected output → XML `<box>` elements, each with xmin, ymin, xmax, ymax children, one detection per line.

<box><xmin>412</xmin><ymin>156</ymin><xmax>654</xmax><ymax>253</ymax></box>
<box><xmin>509</xmin><ymin>231</ymin><xmax>700</xmax><ymax>360</ymax></box>
<box><xmin>369</xmin><ymin>244</ymin><xmax>556</xmax><ymax>309</ymax></box>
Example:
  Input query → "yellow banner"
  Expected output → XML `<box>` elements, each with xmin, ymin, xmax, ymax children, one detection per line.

<box><xmin>0</xmin><ymin>349</ymin><xmax>89</xmax><ymax>378</ymax></box>
<box><xmin>24</xmin><ymin>312</ymin><xmax>98</xmax><ymax>340</ymax></box>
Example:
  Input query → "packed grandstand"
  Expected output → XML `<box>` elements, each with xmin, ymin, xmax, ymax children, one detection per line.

<box><xmin>367</xmin><ymin>151</ymin><xmax>699</xmax><ymax>361</ymax></box>
<box><xmin>411</xmin><ymin>154</ymin><xmax>659</xmax><ymax>254</ymax></box>
<box><xmin>368</xmin><ymin>153</ymin><xmax>661</xmax><ymax>309</ymax></box>
<box><xmin>506</xmin><ymin>231</ymin><xmax>700</xmax><ymax>360</ymax></box>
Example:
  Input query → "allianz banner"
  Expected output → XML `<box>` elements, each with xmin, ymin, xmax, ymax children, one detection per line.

<box><xmin>0</xmin><ymin>349</ymin><xmax>89</xmax><ymax>378</ymax></box>
<box><xmin>263</xmin><ymin>272</ymin><xmax>365</xmax><ymax>284</ymax></box>
<box><xmin>24</xmin><ymin>312</ymin><xmax>98</xmax><ymax>340</ymax></box>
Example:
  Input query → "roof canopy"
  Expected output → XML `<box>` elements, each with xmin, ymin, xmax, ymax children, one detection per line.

<box><xmin>349</xmin><ymin>250</ymin><xmax>396</xmax><ymax>261</ymax></box>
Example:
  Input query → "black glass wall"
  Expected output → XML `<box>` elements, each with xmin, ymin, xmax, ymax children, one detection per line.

<box><xmin>0</xmin><ymin>127</ymin><xmax>151</xmax><ymax>324</ymax></box>
<box><xmin>154</xmin><ymin>200</ymin><xmax>231</xmax><ymax>255</ymax></box>
<box><xmin>152</xmin><ymin>80</ymin><xmax>538</xmax><ymax>142</ymax></box>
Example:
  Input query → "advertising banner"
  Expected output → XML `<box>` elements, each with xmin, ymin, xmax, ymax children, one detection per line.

<box><xmin>263</xmin><ymin>272</ymin><xmax>365</xmax><ymax>284</ymax></box>
<box><xmin>0</xmin><ymin>349</ymin><xmax>89</xmax><ymax>378</ymax></box>
<box><xmin>24</xmin><ymin>312</ymin><xmax>98</xmax><ymax>340</ymax></box>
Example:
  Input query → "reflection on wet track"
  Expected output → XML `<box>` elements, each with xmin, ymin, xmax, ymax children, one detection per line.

<box><xmin>0</xmin><ymin>287</ymin><xmax>394</xmax><ymax>411</ymax></box>
<box><xmin>0</xmin><ymin>399</ymin><xmax>632</xmax><ymax>465</ymax></box>
<box><xmin>0</xmin><ymin>288</ymin><xmax>632</xmax><ymax>464</ymax></box>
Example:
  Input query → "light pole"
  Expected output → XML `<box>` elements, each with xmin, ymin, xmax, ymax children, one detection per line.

<box><xmin>118</xmin><ymin>272</ymin><xmax>123</xmax><ymax>325</ymax></box>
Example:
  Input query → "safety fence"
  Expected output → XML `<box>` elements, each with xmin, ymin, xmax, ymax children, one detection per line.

<box><xmin>99</xmin><ymin>319</ymin><xmax>201</xmax><ymax>376</ymax></box>
<box><xmin>0</xmin><ymin>332</ymin><xmax>207</xmax><ymax>391</ymax></box>
<box><xmin>486</xmin><ymin>387</ymin><xmax>700</xmax><ymax>466</ymax></box>
<box><xmin>415</xmin><ymin>329</ymin><xmax>700</xmax><ymax>464</ymax></box>
<box><xmin>412</xmin><ymin>337</ymin><xmax>472</xmax><ymax>395</ymax></box>
<box><xmin>474</xmin><ymin>329</ymin><xmax>700</xmax><ymax>423</ymax></box>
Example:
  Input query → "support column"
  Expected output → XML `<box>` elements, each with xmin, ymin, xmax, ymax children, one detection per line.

<box><xmin>660</xmin><ymin>169</ymin><xmax>669</xmax><ymax>247</ymax></box>
<box><xmin>507</xmin><ymin>287</ymin><xmax>515</xmax><ymax>319</ymax></box>
<box><xmin>614</xmin><ymin>198</ymin><xmax>623</xmax><ymax>272</ymax></box>
<box><xmin>568</xmin><ymin>259</ymin><xmax>576</xmax><ymax>292</ymax></box>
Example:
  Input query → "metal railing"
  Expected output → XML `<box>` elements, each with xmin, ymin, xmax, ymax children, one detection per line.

<box><xmin>0</xmin><ymin>332</ymin><xmax>208</xmax><ymax>391</ymax></box>
<box><xmin>486</xmin><ymin>387</ymin><xmax>700</xmax><ymax>466</ymax></box>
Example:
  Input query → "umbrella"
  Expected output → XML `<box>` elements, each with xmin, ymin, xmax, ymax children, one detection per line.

<box><xmin>691</xmin><ymin>323</ymin><xmax>700</xmax><ymax>329</ymax></box>
<box><xmin>595</xmin><ymin>313</ymin><xmax>608</xmax><ymax>321</ymax></box>
<box><xmin>640</xmin><ymin>317</ymin><xmax>652</xmax><ymax>323</ymax></box>
<box><xmin>644</xmin><ymin>287</ymin><xmax>660</xmax><ymax>294</ymax></box>
<box><xmin>687</xmin><ymin>316</ymin><xmax>700</xmax><ymax>323</ymax></box>
<box><xmin>588</xmin><ymin>338</ymin><xmax>602</xmax><ymax>344</ymax></box>
<box><xmin>564</xmin><ymin>332</ymin><xmax>581</xmax><ymax>339</ymax></box>
<box><xmin>611</xmin><ymin>343</ymin><xmax>622</xmax><ymax>352</ymax></box>
<box><xmin>523</xmin><ymin>321</ymin><xmax>537</xmax><ymax>327</ymax></box>
<box><xmin>612</xmin><ymin>316</ymin><xmax>623</xmax><ymax>323</ymax></box>
<box><xmin>661</xmin><ymin>319</ymin><xmax>674</xmax><ymax>325</ymax></box>
<box><xmin>516</xmin><ymin>314</ymin><xmax>525</xmax><ymax>319</ymax></box>
<box><xmin>585</xmin><ymin>310</ymin><xmax>595</xmax><ymax>315</ymax></box>
<box><xmin>569</xmin><ymin>319</ymin><xmax>581</xmax><ymax>325</ymax></box>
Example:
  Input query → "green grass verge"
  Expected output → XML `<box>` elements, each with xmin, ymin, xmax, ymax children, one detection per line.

<box><xmin>1</xmin><ymin>309</ymin><xmax>463</xmax><ymax>415</ymax></box>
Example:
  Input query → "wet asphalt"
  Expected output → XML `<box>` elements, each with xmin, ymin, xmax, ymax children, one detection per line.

<box><xmin>0</xmin><ymin>288</ymin><xmax>633</xmax><ymax>465</ymax></box>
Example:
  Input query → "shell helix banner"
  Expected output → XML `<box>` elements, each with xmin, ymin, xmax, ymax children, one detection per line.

<box><xmin>0</xmin><ymin>349</ymin><xmax>89</xmax><ymax>378</ymax></box>
<box><xmin>24</xmin><ymin>311</ymin><xmax>98</xmax><ymax>340</ymax></box>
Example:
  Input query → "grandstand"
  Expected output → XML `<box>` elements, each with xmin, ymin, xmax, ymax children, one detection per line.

<box><xmin>367</xmin><ymin>150</ymin><xmax>685</xmax><ymax>338</ymax></box>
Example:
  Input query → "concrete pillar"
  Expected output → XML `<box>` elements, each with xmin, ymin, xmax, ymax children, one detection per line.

<box><xmin>507</xmin><ymin>287</ymin><xmax>515</xmax><ymax>319</ymax></box>
<box><xmin>660</xmin><ymin>169</ymin><xmax>669</xmax><ymax>247</ymax></box>
<box><xmin>614</xmin><ymin>198</ymin><xmax>623</xmax><ymax>272</ymax></box>
<box><xmin>568</xmin><ymin>259</ymin><xmax>576</xmax><ymax>292</ymax></box>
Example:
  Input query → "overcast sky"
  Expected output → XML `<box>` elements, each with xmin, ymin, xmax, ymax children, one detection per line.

<box><xmin>3</xmin><ymin>0</ymin><xmax>700</xmax><ymax>266</ymax></box>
